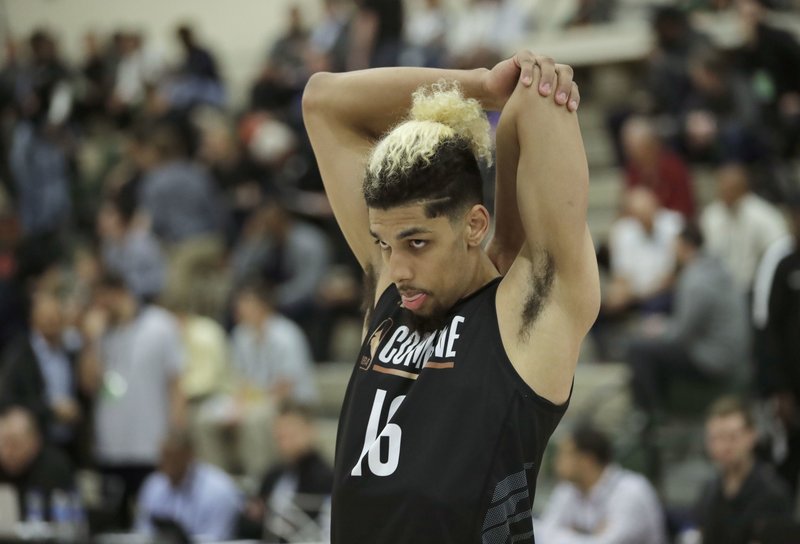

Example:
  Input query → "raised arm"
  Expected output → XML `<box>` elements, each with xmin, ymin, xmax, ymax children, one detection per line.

<box><xmin>495</xmin><ymin>64</ymin><xmax>600</xmax><ymax>404</ymax></box>
<box><xmin>301</xmin><ymin>55</ymin><xmax>578</xmax><ymax>276</ymax></box>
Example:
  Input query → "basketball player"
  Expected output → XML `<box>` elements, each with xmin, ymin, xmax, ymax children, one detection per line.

<box><xmin>302</xmin><ymin>51</ymin><xmax>600</xmax><ymax>542</ymax></box>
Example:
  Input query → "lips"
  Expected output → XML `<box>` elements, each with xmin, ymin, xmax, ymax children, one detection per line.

<box><xmin>400</xmin><ymin>291</ymin><xmax>428</xmax><ymax>311</ymax></box>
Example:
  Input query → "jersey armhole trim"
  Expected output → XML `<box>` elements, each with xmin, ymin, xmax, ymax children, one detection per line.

<box><xmin>490</xmin><ymin>283</ymin><xmax>572</xmax><ymax>414</ymax></box>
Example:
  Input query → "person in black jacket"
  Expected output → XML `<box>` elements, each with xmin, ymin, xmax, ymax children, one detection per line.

<box><xmin>0</xmin><ymin>406</ymin><xmax>75</xmax><ymax>521</ymax></box>
<box><xmin>238</xmin><ymin>402</ymin><xmax>333</xmax><ymax>542</ymax></box>
<box><xmin>767</xmin><ymin>197</ymin><xmax>800</xmax><ymax>492</ymax></box>
<box><xmin>694</xmin><ymin>396</ymin><xmax>792</xmax><ymax>544</ymax></box>
<box><xmin>0</xmin><ymin>291</ymin><xmax>82</xmax><ymax>456</ymax></box>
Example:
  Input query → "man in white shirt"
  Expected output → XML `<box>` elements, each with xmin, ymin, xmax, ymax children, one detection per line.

<box><xmin>536</xmin><ymin>426</ymin><xmax>667</xmax><ymax>544</ymax></box>
<box><xmin>605</xmin><ymin>187</ymin><xmax>684</xmax><ymax>315</ymax></box>
<box><xmin>136</xmin><ymin>429</ymin><xmax>242</xmax><ymax>541</ymax></box>
<box><xmin>700</xmin><ymin>163</ymin><xmax>787</xmax><ymax>293</ymax></box>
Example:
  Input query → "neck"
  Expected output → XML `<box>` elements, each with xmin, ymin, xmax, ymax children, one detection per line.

<box><xmin>722</xmin><ymin>456</ymin><xmax>755</xmax><ymax>497</ymax></box>
<box><xmin>468</xmin><ymin>252</ymin><xmax>501</xmax><ymax>294</ymax></box>
<box><xmin>578</xmin><ymin>465</ymin><xmax>606</xmax><ymax>495</ymax></box>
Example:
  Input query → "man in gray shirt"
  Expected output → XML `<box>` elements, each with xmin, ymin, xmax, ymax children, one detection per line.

<box><xmin>627</xmin><ymin>224</ymin><xmax>750</xmax><ymax>416</ymax></box>
<box><xmin>79</xmin><ymin>273</ymin><xmax>185</xmax><ymax>528</ymax></box>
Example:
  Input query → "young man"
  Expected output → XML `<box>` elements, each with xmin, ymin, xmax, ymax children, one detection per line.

<box><xmin>537</xmin><ymin>426</ymin><xmax>666</xmax><ymax>544</ymax></box>
<box><xmin>694</xmin><ymin>396</ymin><xmax>792</xmax><ymax>544</ymax></box>
<box><xmin>303</xmin><ymin>52</ymin><xmax>599</xmax><ymax>542</ymax></box>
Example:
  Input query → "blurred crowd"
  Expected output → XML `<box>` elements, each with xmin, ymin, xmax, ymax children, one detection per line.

<box><xmin>0</xmin><ymin>0</ymin><xmax>797</xmax><ymax>542</ymax></box>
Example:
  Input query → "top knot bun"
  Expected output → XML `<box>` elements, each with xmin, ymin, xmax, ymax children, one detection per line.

<box><xmin>409</xmin><ymin>81</ymin><xmax>493</xmax><ymax>166</ymax></box>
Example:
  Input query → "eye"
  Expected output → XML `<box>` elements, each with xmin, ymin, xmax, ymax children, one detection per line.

<box><xmin>409</xmin><ymin>240</ymin><xmax>427</xmax><ymax>249</ymax></box>
<box><xmin>375</xmin><ymin>239</ymin><xmax>390</xmax><ymax>250</ymax></box>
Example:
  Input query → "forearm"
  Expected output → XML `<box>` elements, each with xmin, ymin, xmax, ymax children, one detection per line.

<box><xmin>303</xmin><ymin>67</ymin><xmax>491</xmax><ymax>140</ymax></box>
<box><xmin>490</xmin><ymin>98</ymin><xmax>525</xmax><ymax>271</ymax></box>
<box><xmin>503</xmin><ymin>74</ymin><xmax>589</xmax><ymax>261</ymax></box>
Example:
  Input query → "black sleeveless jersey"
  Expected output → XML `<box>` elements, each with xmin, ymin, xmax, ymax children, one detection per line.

<box><xmin>331</xmin><ymin>277</ymin><xmax>569</xmax><ymax>543</ymax></box>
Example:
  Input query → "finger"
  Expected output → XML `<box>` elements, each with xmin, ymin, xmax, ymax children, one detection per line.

<box><xmin>515</xmin><ymin>51</ymin><xmax>535</xmax><ymax>86</ymax></box>
<box><xmin>535</xmin><ymin>55</ymin><xmax>557</xmax><ymax>96</ymax></box>
<box><xmin>568</xmin><ymin>82</ymin><xmax>580</xmax><ymax>112</ymax></box>
<box><xmin>554</xmin><ymin>64</ymin><xmax>574</xmax><ymax>106</ymax></box>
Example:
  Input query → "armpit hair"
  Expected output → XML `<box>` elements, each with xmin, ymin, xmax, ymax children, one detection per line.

<box><xmin>519</xmin><ymin>250</ymin><xmax>556</xmax><ymax>341</ymax></box>
<box><xmin>362</xmin><ymin>264</ymin><xmax>378</xmax><ymax>326</ymax></box>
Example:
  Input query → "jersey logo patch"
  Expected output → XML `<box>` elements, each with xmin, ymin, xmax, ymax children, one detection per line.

<box><xmin>361</xmin><ymin>315</ymin><xmax>465</xmax><ymax>380</ymax></box>
<box><xmin>360</xmin><ymin>318</ymin><xmax>394</xmax><ymax>371</ymax></box>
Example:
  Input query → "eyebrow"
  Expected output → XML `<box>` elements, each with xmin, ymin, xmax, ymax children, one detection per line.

<box><xmin>369</xmin><ymin>227</ymin><xmax>433</xmax><ymax>240</ymax></box>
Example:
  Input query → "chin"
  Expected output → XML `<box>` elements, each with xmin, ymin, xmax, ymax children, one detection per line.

<box><xmin>401</xmin><ymin>305</ymin><xmax>450</xmax><ymax>334</ymax></box>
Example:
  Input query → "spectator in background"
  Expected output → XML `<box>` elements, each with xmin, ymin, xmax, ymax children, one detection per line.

<box><xmin>627</xmin><ymin>225</ymin><xmax>750</xmax><ymax>417</ymax></box>
<box><xmin>647</xmin><ymin>6</ymin><xmax>711</xmax><ymax>117</ymax></box>
<box><xmin>404</xmin><ymin>0</ymin><xmax>449</xmax><ymax>68</ymax></box>
<box><xmin>137</xmin><ymin>121</ymin><xmax>227</xmax><ymax>316</ymax></box>
<box><xmin>682</xmin><ymin>48</ymin><xmax>762</xmax><ymax>163</ymax></box>
<box><xmin>198</xmin><ymin>280</ymin><xmax>317</xmax><ymax>478</ymax></box>
<box><xmin>0</xmin><ymin>292</ymin><xmax>81</xmax><ymax>456</ymax></box>
<box><xmin>700</xmin><ymin>163</ymin><xmax>787</xmax><ymax>293</ymax></box>
<box><xmin>238</xmin><ymin>402</ymin><xmax>333</xmax><ymax>542</ymax></box>
<box><xmin>9</xmin><ymin>30</ymin><xmax>73</xmax><ymax>235</ymax></box>
<box><xmin>97</xmin><ymin>187</ymin><xmax>165</xmax><ymax>303</ymax></box>
<box><xmin>766</xmin><ymin>196</ymin><xmax>800</xmax><ymax>492</ymax></box>
<box><xmin>694</xmin><ymin>396</ymin><xmax>792</xmax><ymax>544</ymax></box>
<box><xmin>346</xmin><ymin>0</ymin><xmax>404</xmax><ymax>70</ymax></box>
<box><xmin>621</xmin><ymin>117</ymin><xmax>695</xmax><ymax>218</ymax></box>
<box><xmin>736</xmin><ymin>0</ymin><xmax>800</xmax><ymax>158</ymax></box>
<box><xmin>79</xmin><ymin>273</ymin><xmax>184</xmax><ymax>528</ymax></box>
<box><xmin>604</xmin><ymin>188</ymin><xmax>683</xmax><ymax>317</ymax></box>
<box><xmin>169</xmin><ymin>25</ymin><xmax>224</xmax><ymax>110</ymax></box>
<box><xmin>448</xmin><ymin>0</ymin><xmax>527</xmax><ymax>66</ymax></box>
<box><xmin>536</xmin><ymin>425</ymin><xmax>666</xmax><ymax>544</ymax></box>
<box><xmin>231</xmin><ymin>200</ymin><xmax>331</xmax><ymax>326</ymax></box>
<box><xmin>135</xmin><ymin>429</ymin><xmax>241</xmax><ymax>542</ymax></box>
<box><xmin>0</xmin><ymin>406</ymin><xmax>74</xmax><ymax>522</ymax></box>
<box><xmin>108</xmin><ymin>32</ymin><xmax>163</xmax><ymax>120</ymax></box>
<box><xmin>163</xmin><ymin>294</ymin><xmax>231</xmax><ymax>463</ymax></box>
<box><xmin>251</xmin><ymin>5</ymin><xmax>310</xmax><ymax>112</ymax></box>
<box><xmin>308</xmin><ymin>0</ymin><xmax>352</xmax><ymax>73</ymax></box>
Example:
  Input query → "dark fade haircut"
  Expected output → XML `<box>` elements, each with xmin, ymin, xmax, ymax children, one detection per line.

<box><xmin>236</xmin><ymin>276</ymin><xmax>276</xmax><ymax>308</ymax></box>
<box><xmin>571</xmin><ymin>425</ymin><xmax>613</xmax><ymax>466</ymax></box>
<box><xmin>363</xmin><ymin>81</ymin><xmax>492</xmax><ymax>220</ymax></box>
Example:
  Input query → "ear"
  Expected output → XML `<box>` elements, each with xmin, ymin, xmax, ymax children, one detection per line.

<box><xmin>464</xmin><ymin>204</ymin><xmax>491</xmax><ymax>248</ymax></box>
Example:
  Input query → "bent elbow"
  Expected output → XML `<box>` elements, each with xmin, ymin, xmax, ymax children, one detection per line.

<box><xmin>302</xmin><ymin>71</ymin><xmax>334</xmax><ymax>117</ymax></box>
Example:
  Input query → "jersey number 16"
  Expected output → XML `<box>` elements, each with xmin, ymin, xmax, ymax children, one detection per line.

<box><xmin>351</xmin><ymin>388</ymin><xmax>406</xmax><ymax>477</ymax></box>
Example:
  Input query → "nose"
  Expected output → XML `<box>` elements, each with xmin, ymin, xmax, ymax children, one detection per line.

<box><xmin>388</xmin><ymin>252</ymin><xmax>413</xmax><ymax>284</ymax></box>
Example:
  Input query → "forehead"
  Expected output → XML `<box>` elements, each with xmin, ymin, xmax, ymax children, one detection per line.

<box><xmin>368</xmin><ymin>204</ymin><xmax>452</xmax><ymax>237</ymax></box>
<box><xmin>707</xmin><ymin>413</ymin><xmax>748</xmax><ymax>433</ymax></box>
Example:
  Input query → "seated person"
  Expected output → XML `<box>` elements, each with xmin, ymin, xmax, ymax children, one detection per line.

<box><xmin>238</xmin><ymin>402</ymin><xmax>333</xmax><ymax>542</ymax></box>
<box><xmin>693</xmin><ymin>396</ymin><xmax>793</xmax><ymax>544</ymax></box>
<box><xmin>536</xmin><ymin>425</ymin><xmax>667</xmax><ymax>544</ymax></box>
<box><xmin>197</xmin><ymin>280</ymin><xmax>317</xmax><ymax>477</ymax></box>
<box><xmin>0</xmin><ymin>406</ymin><xmax>74</xmax><ymax>521</ymax></box>
<box><xmin>135</xmin><ymin>428</ymin><xmax>242</xmax><ymax>541</ymax></box>
<box><xmin>627</xmin><ymin>225</ymin><xmax>749</xmax><ymax>417</ymax></box>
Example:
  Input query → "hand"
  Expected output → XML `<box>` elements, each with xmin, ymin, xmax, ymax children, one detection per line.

<box><xmin>52</xmin><ymin>398</ymin><xmax>81</xmax><ymax>424</ymax></box>
<box><xmin>483</xmin><ymin>51</ymin><xmax>581</xmax><ymax>112</ymax></box>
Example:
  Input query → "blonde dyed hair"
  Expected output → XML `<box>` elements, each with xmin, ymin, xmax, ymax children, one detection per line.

<box><xmin>366</xmin><ymin>81</ymin><xmax>493</xmax><ymax>188</ymax></box>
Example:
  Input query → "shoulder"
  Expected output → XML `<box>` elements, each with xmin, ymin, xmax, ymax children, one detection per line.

<box><xmin>196</xmin><ymin>463</ymin><xmax>240</xmax><ymax>499</ymax></box>
<box><xmin>270</xmin><ymin>315</ymin><xmax>307</xmax><ymax>342</ymax></box>
<box><xmin>139</xmin><ymin>471</ymin><xmax>169</xmax><ymax>501</ymax></box>
<box><xmin>141</xmin><ymin>307</ymin><xmax>179</xmax><ymax>333</ymax></box>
